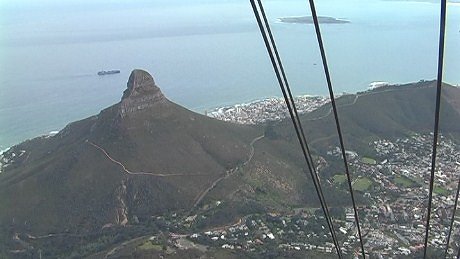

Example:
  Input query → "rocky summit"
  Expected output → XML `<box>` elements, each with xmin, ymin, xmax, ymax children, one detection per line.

<box><xmin>120</xmin><ymin>69</ymin><xmax>166</xmax><ymax>118</ymax></box>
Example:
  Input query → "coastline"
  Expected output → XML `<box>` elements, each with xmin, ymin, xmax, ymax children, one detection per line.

<box><xmin>0</xmin><ymin>147</ymin><xmax>10</xmax><ymax>156</ymax></box>
<box><xmin>0</xmin><ymin>148</ymin><xmax>9</xmax><ymax>174</ymax></box>
<box><xmin>206</xmin><ymin>95</ymin><xmax>329</xmax><ymax>125</ymax></box>
<box><xmin>0</xmin><ymin>130</ymin><xmax>59</xmax><ymax>157</ymax></box>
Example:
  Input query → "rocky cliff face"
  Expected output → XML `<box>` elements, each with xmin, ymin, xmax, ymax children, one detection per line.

<box><xmin>114</xmin><ymin>180</ymin><xmax>129</xmax><ymax>226</ymax></box>
<box><xmin>120</xmin><ymin>69</ymin><xmax>166</xmax><ymax>118</ymax></box>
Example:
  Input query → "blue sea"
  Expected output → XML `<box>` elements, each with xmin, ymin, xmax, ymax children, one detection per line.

<box><xmin>0</xmin><ymin>0</ymin><xmax>459</xmax><ymax>150</ymax></box>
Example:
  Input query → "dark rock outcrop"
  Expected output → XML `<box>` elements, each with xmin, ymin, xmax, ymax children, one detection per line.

<box><xmin>120</xmin><ymin>69</ymin><xmax>166</xmax><ymax>118</ymax></box>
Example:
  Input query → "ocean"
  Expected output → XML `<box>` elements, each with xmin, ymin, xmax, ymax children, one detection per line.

<box><xmin>0</xmin><ymin>0</ymin><xmax>459</xmax><ymax>150</ymax></box>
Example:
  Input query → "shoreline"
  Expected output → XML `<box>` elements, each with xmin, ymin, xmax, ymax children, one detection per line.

<box><xmin>204</xmin><ymin>94</ymin><xmax>324</xmax><ymax>112</ymax></box>
<box><xmin>206</xmin><ymin>95</ymin><xmax>330</xmax><ymax>125</ymax></box>
<box><xmin>0</xmin><ymin>130</ymin><xmax>59</xmax><ymax>156</ymax></box>
<box><xmin>0</xmin><ymin>147</ymin><xmax>10</xmax><ymax>156</ymax></box>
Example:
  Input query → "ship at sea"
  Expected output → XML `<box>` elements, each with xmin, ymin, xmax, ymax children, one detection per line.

<box><xmin>97</xmin><ymin>70</ymin><xmax>120</xmax><ymax>76</ymax></box>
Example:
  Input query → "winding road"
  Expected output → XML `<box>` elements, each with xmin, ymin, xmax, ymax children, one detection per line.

<box><xmin>191</xmin><ymin>134</ymin><xmax>265</xmax><ymax>209</ymax></box>
<box><xmin>308</xmin><ymin>85</ymin><xmax>432</xmax><ymax>122</ymax></box>
<box><xmin>88</xmin><ymin>134</ymin><xmax>265</xmax><ymax>210</ymax></box>
<box><xmin>87</xmin><ymin>140</ymin><xmax>212</xmax><ymax>177</ymax></box>
<box><xmin>307</xmin><ymin>95</ymin><xmax>359</xmax><ymax>121</ymax></box>
<box><xmin>307</xmin><ymin>85</ymin><xmax>434</xmax><ymax>145</ymax></box>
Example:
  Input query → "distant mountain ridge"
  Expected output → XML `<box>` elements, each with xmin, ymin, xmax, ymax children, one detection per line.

<box><xmin>267</xmin><ymin>80</ymin><xmax>460</xmax><ymax>155</ymax></box>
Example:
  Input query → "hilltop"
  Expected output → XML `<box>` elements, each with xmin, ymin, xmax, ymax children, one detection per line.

<box><xmin>271</xmin><ymin>81</ymin><xmax>460</xmax><ymax>156</ymax></box>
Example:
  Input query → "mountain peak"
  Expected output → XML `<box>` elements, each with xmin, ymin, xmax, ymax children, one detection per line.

<box><xmin>120</xmin><ymin>69</ymin><xmax>166</xmax><ymax>118</ymax></box>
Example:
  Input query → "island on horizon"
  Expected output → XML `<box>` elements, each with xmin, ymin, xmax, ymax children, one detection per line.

<box><xmin>278</xmin><ymin>16</ymin><xmax>350</xmax><ymax>24</ymax></box>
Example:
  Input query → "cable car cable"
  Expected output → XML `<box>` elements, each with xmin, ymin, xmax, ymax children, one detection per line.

<box><xmin>250</xmin><ymin>0</ymin><xmax>342</xmax><ymax>256</ymax></box>
<box><xmin>423</xmin><ymin>0</ymin><xmax>447</xmax><ymax>257</ymax></box>
<box><xmin>305</xmin><ymin>0</ymin><xmax>366</xmax><ymax>256</ymax></box>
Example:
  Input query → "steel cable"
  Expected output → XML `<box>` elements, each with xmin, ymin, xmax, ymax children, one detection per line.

<box><xmin>305</xmin><ymin>0</ymin><xmax>366</xmax><ymax>257</ymax></box>
<box><xmin>250</xmin><ymin>0</ymin><xmax>343</xmax><ymax>257</ymax></box>
<box><xmin>423</xmin><ymin>0</ymin><xmax>447</xmax><ymax>257</ymax></box>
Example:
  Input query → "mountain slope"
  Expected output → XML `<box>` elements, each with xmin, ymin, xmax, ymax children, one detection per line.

<box><xmin>273</xmin><ymin>81</ymin><xmax>460</xmax><ymax>155</ymax></box>
<box><xmin>0</xmin><ymin>70</ymin><xmax>265</xmax><ymax>235</ymax></box>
